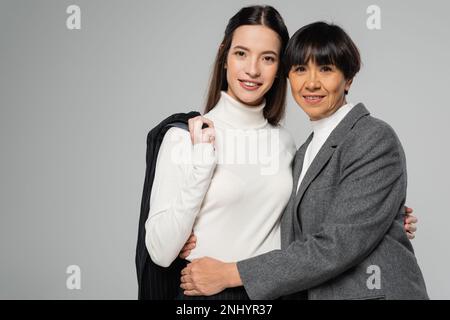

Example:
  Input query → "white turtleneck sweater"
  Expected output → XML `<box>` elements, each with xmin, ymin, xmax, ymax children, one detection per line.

<box><xmin>296</xmin><ymin>103</ymin><xmax>354</xmax><ymax>193</ymax></box>
<box><xmin>146</xmin><ymin>91</ymin><xmax>296</xmax><ymax>267</ymax></box>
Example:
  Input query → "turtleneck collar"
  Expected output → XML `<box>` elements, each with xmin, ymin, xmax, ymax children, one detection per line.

<box><xmin>311</xmin><ymin>103</ymin><xmax>354</xmax><ymax>137</ymax></box>
<box><xmin>206</xmin><ymin>91</ymin><xmax>268</xmax><ymax>129</ymax></box>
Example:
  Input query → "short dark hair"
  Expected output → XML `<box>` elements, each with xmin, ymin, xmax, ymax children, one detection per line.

<box><xmin>284</xmin><ymin>21</ymin><xmax>361</xmax><ymax>82</ymax></box>
<box><xmin>204</xmin><ymin>6</ymin><xmax>290</xmax><ymax>126</ymax></box>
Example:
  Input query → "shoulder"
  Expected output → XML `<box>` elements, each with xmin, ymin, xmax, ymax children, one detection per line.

<box><xmin>355</xmin><ymin>114</ymin><xmax>398</xmax><ymax>136</ymax></box>
<box><xmin>352</xmin><ymin>115</ymin><xmax>401</xmax><ymax>147</ymax></box>
<box><xmin>159</xmin><ymin>127</ymin><xmax>192</xmax><ymax>154</ymax></box>
<box><xmin>154</xmin><ymin>127</ymin><xmax>194</xmax><ymax>171</ymax></box>
<box><xmin>274</xmin><ymin>124</ymin><xmax>296</xmax><ymax>146</ymax></box>
<box><xmin>163</xmin><ymin>126</ymin><xmax>191</xmax><ymax>143</ymax></box>
<box><xmin>341</xmin><ymin>114</ymin><xmax>405</xmax><ymax>161</ymax></box>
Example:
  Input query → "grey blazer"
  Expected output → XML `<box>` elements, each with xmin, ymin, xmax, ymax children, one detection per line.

<box><xmin>237</xmin><ymin>104</ymin><xmax>428</xmax><ymax>300</ymax></box>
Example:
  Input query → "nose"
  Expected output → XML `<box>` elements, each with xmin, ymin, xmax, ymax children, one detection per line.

<box><xmin>244</xmin><ymin>57</ymin><xmax>261</xmax><ymax>78</ymax></box>
<box><xmin>305</xmin><ymin>71</ymin><xmax>321</xmax><ymax>91</ymax></box>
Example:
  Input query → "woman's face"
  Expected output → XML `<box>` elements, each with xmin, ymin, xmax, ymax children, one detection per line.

<box><xmin>288</xmin><ymin>60</ymin><xmax>353</xmax><ymax>120</ymax></box>
<box><xmin>226</xmin><ymin>25</ymin><xmax>281</xmax><ymax>106</ymax></box>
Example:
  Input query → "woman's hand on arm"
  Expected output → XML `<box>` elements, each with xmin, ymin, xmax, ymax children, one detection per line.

<box><xmin>180</xmin><ymin>257</ymin><xmax>242</xmax><ymax>296</ymax></box>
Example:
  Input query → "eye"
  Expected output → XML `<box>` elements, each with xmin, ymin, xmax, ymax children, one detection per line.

<box><xmin>263</xmin><ymin>56</ymin><xmax>276</xmax><ymax>63</ymax></box>
<box><xmin>320</xmin><ymin>65</ymin><xmax>333</xmax><ymax>72</ymax></box>
<box><xmin>234</xmin><ymin>50</ymin><xmax>246</xmax><ymax>57</ymax></box>
<box><xmin>293</xmin><ymin>65</ymin><xmax>306</xmax><ymax>73</ymax></box>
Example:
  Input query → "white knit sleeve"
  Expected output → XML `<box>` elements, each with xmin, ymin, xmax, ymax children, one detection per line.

<box><xmin>144</xmin><ymin>127</ymin><xmax>216</xmax><ymax>267</ymax></box>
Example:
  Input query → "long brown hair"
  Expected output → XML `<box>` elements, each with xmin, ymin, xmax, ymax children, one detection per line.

<box><xmin>204</xmin><ymin>6</ymin><xmax>289</xmax><ymax>126</ymax></box>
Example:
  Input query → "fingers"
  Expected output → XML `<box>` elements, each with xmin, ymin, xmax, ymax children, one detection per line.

<box><xmin>182</xmin><ymin>234</ymin><xmax>197</xmax><ymax>248</ymax></box>
<box><xmin>405</xmin><ymin>215</ymin><xmax>418</xmax><ymax>224</ymax></box>
<box><xmin>404</xmin><ymin>209</ymin><xmax>417</xmax><ymax>239</ymax></box>
<box><xmin>180</xmin><ymin>275</ymin><xmax>192</xmax><ymax>283</ymax></box>
<box><xmin>193</xmin><ymin>118</ymin><xmax>203</xmax><ymax>144</ymax></box>
<box><xmin>181</xmin><ymin>267</ymin><xmax>191</xmax><ymax>276</ymax></box>
<box><xmin>405</xmin><ymin>223</ymin><xmax>417</xmax><ymax>233</ymax></box>
<box><xmin>179</xmin><ymin>234</ymin><xmax>197</xmax><ymax>259</ymax></box>
<box><xmin>179</xmin><ymin>244</ymin><xmax>196</xmax><ymax>259</ymax></box>
<box><xmin>180</xmin><ymin>274</ymin><xmax>197</xmax><ymax>292</ymax></box>
<box><xmin>189</xmin><ymin>117</ymin><xmax>201</xmax><ymax>144</ymax></box>
<box><xmin>180</xmin><ymin>282</ymin><xmax>196</xmax><ymax>291</ymax></box>
<box><xmin>203</xmin><ymin>127</ymin><xmax>216</xmax><ymax>144</ymax></box>
<box><xmin>179</xmin><ymin>265</ymin><xmax>203</xmax><ymax>296</ymax></box>
<box><xmin>181</xmin><ymin>242</ymin><xmax>196</xmax><ymax>251</ymax></box>
<box><xmin>183</xmin><ymin>289</ymin><xmax>201</xmax><ymax>296</ymax></box>
<box><xmin>189</xmin><ymin>116</ymin><xmax>215</xmax><ymax>144</ymax></box>
<box><xmin>201</xmin><ymin>117</ymin><xmax>215</xmax><ymax>129</ymax></box>
<box><xmin>186</xmin><ymin>233</ymin><xmax>197</xmax><ymax>244</ymax></box>
<box><xmin>404</xmin><ymin>205</ymin><xmax>413</xmax><ymax>214</ymax></box>
<box><xmin>179</xmin><ymin>232</ymin><xmax>197</xmax><ymax>259</ymax></box>
<box><xmin>179</xmin><ymin>249</ymin><xmax>191</xmax><ymax>259</ymax></box>
<box><xmin>183</xmin><ymin>242</ymin><xmax>196</xmax><ymax>251</ymax></box>
<box><xmin>188</xmin><ymin>118</ymin><xmax>194</xmax><ymax>144</ymax></box>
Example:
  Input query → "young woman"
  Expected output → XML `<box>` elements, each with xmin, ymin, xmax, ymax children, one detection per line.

<box><xmin>145</xmin><ymin>6</ymin><xmax>417</xmax><ymax>300</ymax></box>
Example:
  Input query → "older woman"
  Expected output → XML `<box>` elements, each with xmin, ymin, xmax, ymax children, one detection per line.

<box><xmin>180</xmin><ymin>21</ymin><xmax>428</xmax><ymax>300</ymax></box>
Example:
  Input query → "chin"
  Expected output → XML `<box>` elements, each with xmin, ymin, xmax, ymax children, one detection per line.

<box><xmin>301</xmin><ymin>107</ymin><xmax>321</xmax><ymax>120</ymax></box>
<box><xmin>237</xmin><ymin>92</ymin><xmax>264</xmax><ymax>105</ymax></box>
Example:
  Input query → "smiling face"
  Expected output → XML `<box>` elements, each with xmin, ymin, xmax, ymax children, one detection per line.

<box><xmin>288</xmin><ymin>59</ymin><xmax>353</xmax><ymax>120</ymax></box>
<box><xmin>225</xmin><ymin>25</ymin><xmax>281</xmax><ymax>106</ymax></box>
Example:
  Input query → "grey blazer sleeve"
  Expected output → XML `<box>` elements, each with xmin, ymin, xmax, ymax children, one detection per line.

<box><xmin>237</xmin><ymin>123</ymin><xmax>406</xmax><ymax>300</ymax></box>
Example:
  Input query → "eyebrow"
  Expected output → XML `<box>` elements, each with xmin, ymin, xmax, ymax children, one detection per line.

<box><xmin>232</xmin><ymin>45</ymin><xmax>278</xmax><ymax>56</ymax></box>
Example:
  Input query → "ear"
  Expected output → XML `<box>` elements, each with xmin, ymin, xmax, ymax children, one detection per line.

<box><xmin>345</xmin><ymin>78</ymin><xmax>353</xmax><ymax>91</ymax></box>
<box><xmin>344</xmin><ymin>78</ymin><xmax>353</xmax><ymax>94</ymax></box>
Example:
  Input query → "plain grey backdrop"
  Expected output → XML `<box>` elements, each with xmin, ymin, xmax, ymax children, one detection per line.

<box><xmin>0</xmin><ymin>0</ymin><xmax>449</xmax><ymax>299</ymax></box>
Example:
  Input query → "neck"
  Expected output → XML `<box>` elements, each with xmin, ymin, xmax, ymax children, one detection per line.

<box><xmin>309</xmin><ymin>98</ymin><xmax>348</xmax><ymax>121</ymax></box>
<box><xmin>311</xmin><ymin>101</ymin><xmax>354</xmax><ymax>134</ymax></box>
<box><xmin>206</xmin><ymin>91</ymin><xmax>268</xmax><ymax>129</ymax></box>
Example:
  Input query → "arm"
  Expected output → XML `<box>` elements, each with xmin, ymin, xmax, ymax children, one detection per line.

<box><xmin>145</xmin><ymin>127</ymin><xmax>216</xmax><ymax>267</ymax></box>
<box><xmin>182</xmin><ymin>206</ymin><xmax>417</xmax><ymax>296</ymax></box>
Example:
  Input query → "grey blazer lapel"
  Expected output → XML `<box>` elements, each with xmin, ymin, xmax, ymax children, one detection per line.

<box><xmin>292</xmin><ymin>133</ymin><xmax>313</xmax><ymax>196</ymax></box>
<box><xmin>293</xmin><ymin>103</ymin><xmax>371</xmax><ymax>216</ymax></box>
<box><xmin>293</xmin><ymin>139</ymin><xmax>337</xmax><ymax>218</ymax></box>
<box><xmin>282</xmin><ymin>134</ymin><xmax>312</xmax><ymax>245</ymax></box>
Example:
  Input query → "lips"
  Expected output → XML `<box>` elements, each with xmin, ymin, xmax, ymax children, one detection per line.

<box><xmin>239</xmin><ymin>79</ymin><xmax>262</xmax><ymax>91</ymax></box>
<box><xmin>303</xmin><ymin>95</ymin><xmax>326</xmax><ymax>105</ymax></box>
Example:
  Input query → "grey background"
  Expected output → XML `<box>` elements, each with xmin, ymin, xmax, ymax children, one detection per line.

<box><xmin>0</xmin><ymin>0</ymin><xmax>448</xmax><ymax>299</ymax></box>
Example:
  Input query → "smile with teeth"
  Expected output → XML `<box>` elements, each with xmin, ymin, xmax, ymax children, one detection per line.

<box><xmin>239</xmin><ymin>79</ymin><xmax>262</xmax><ymax>90</ymax></box>
<box><xmin>303</xmin><ymin>95</ymin><xmax>325</xmax><ymax>102</ymax></box>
